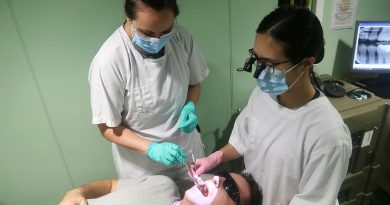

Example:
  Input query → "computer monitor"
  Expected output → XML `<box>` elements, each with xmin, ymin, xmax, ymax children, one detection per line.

<box><xmin>351</xmin><ymin>21</ymin><xmax>390</xmax><ymax>73</ymax></box>
<box><xmin>350</xmin><ymin>21</ymin><xmax>390</xmax><ymax>99</ymax></box>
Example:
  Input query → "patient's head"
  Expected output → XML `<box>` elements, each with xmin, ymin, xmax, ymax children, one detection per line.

<box><xmin>181</xmin><ymin>170</ymin><xmax>262</xmax><ymax>205</ymax></box>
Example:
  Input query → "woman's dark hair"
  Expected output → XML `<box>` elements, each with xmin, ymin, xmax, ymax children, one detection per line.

<box><xmin>124</xmin><ymin>0</ymin><xmax>179</xmax><ymax>20</ymax></box>
<box><xmin>240</xmin><ymin>172</ymin><xmax>263</xmax><ymax>205</ymax></box>
<box><xmin>256</xmin><ymin>6</ymin><xmax>325</xmax><ymax>65</ymax></box>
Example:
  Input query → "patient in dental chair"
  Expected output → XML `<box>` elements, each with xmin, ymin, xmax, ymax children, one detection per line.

<box><xmin>58</xmin><ymin>170</ymin><xmax>262</xmax><ymax>205</ymax></box>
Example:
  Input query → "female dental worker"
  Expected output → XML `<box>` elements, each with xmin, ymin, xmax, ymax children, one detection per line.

<box><xmin>88</xmin><ymin>0</ymin><xmax>208</xmax><ymax>192</ymax></box>
<box><xmin>194</xmin><ymin>6</ymin><xmax>352</xmax><ymax>205</ymax></box>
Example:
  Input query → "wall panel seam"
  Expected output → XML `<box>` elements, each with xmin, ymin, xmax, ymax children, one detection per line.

<box><xmin>7</xmin><ymin>0</ymin><xmax>75</xmax><ymax>187</ymax></box>
<box><xmin>228</xmin><ymin>0</ymin><xmax>233</xmax><ymax>115</ymax></box>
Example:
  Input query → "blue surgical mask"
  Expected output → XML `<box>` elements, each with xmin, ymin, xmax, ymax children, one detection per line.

<box><xmin>131</xmin><ymin>23</ymin><xmax>175</xmax><ymax>54</ymax></box>
<box><xmin>256</xmin><ymin>62</ymin><xmax>304</xmax><ymax>96</ymax></box>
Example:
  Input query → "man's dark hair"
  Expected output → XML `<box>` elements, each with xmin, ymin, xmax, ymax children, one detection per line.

<box><xmin>240</xmin><ymin>172</ymin><xmax>263</xmax><ymax>205</ymax></box>
<box><xmin>124</xmin><ymin>0</ymin><xmax>180</xmax><ymax>20</ymax></box>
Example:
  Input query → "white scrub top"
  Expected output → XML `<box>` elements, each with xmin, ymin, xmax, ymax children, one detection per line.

<box><xmin>88</xmin><ymin>25</ymin><xmax>209</xmax><ymax>180</ymax></box>
<box><xmin>229</xmin><ymin>87</ymin><xmax>352</xmax><ymax>205</ymax></box>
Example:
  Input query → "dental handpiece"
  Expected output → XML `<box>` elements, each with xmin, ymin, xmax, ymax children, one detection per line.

<box><xmin>185</xmin><ymin>151</ymin><xmax>208</xmax><ymax>196</ymax></box>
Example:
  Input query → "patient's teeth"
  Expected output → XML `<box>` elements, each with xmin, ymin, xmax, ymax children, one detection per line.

<box><xmin>377</xmin><ymin>44</ymin><xmax>390</xmax><ymax>64</ymax></box>
<box><xmin>357</xmin><ymin>43</ymin><xmax>368</xmax><ymax>64</ymax></box>
<box><xmin>378</xmin><ymin>27</ymin><xmax>390</xmax><ymax>42</ymax></box>
<box><xmin>368</xmin><ymin>44</ymin><xmax>377</xmax><ymax>63</ymax></box>
<box><xmin>359</xmin><ymin>28</ymin><xmax>369</xmax><ymax>41</ymax></box>
<box><xmin>369</xmin><ymin>28</ymin><xmax>380</xmax><ymax>42</ymax></box>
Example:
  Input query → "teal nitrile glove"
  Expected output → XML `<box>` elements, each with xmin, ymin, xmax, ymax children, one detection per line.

<box><xmin>146</xmin><ymin>142</ymin><xmax>187</xmax><ymax>167</ymax></box>
<box><xmin>178</xmin><ymin>101</ymin><xmax>197</xmax><ymax>133</ymax></box>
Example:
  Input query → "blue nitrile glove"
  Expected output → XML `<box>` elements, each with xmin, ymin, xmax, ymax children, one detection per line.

<box><xmin>146</xmin><ymin>142</ymin><xmax>187</xmax><ymax>166</ymax></box>
<box><xmin>178</xmin><ymin>101</ymin><xmax>197</xmax><ymax>133</ymax></box>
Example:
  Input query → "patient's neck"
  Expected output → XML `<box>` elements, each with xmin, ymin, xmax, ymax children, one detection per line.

<box><xmin>178</xmin><ymin>199</ymin><xmax>190</xmax><ymax>205</ymax></box>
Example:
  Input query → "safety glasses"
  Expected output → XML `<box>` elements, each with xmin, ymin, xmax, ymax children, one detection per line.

<box><xmin>131</xmin><ymin>21</ymin><xmax>175</xmax><ymax>39</ymax></box>
<box><xmin>215</xmin><ymin>170</ymin><xmax>240</xmax><ymax>205</ymax></box>
<box><xmin>249</xmin><ymin>49</ymin><xmax>291</xmax><ymax>74</ymax></box>
<box><xmin>238</xmin><ymin>48</ymin><xmax>292</xmax><ymax>78</ymax></box>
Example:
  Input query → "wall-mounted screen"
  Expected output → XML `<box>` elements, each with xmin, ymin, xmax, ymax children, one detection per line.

<box><xmin>351</xmin><ymin>21</ymin><xmax>390</xmax><ymax>73</ymax></box>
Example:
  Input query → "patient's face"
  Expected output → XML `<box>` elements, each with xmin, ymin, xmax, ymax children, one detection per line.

<box><xmin>182</xmin><ymin>173</ymin><xmax>250</xmax><ymax>205</ymax></box>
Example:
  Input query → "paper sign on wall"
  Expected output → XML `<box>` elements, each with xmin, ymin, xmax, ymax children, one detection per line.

<box><xmin>330</xmin><ymin>0</ymin><xmax>358</xmax><ymax>29</ymax></box>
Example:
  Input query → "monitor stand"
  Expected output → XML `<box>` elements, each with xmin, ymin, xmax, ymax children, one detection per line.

<box><xmin>352</xmin><ymin>73</ymin><xmax>390</xmax><ymax>99</ymax></box>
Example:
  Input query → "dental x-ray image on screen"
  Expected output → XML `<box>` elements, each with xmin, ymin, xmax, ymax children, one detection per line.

<box><xmin>352</xmin><ymin>21</ymin><xmax>390</xmax><ymax>73</ymax></box>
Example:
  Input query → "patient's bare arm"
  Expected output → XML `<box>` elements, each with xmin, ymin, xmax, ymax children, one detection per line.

<box><xmin>58</xmin><ymin>179</ymin><xmax>118</xmax><ymax>205</ymax></box>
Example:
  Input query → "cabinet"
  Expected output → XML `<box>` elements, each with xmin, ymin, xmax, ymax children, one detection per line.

<box><xmin>319</xmin><ymin>75</ymin><xmax>389</xmax><ymax>205</ymax></box>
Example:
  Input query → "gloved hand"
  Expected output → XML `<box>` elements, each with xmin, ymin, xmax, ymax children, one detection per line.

<box><xmin>178</xmin><ymin>101</ymin><xmax>197</xmax><ymax>133</ymax></box>
<box><xmin>146</xmin><ymin>142</ymin><xmax>187</xmax><ymax>167</ymax></box>
<box><xmin>194</xmin><ymin>151</ymin><xmax>223</xmax><ymax>175</ymax></box>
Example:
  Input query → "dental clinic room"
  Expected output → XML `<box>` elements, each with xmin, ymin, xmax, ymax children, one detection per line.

<box><xmin>2</xmin><ymin>0</ymin><xmax>390</xmax><ymax>205</ymax></box>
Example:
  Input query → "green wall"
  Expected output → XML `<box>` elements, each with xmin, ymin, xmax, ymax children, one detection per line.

<box><xmin>0</xmin><ymin>0</ymin><xmax>122</xmax><ymax>204</ymax></box>
<box><xmin>318</xmin><ymin>0</ymin><xmax>390</xmax><ymax>79</ymax></box>
<box><xmin>0</xmin><ymin>0</ymin><xmax>389</xmax><ymax>204</ymax></box>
